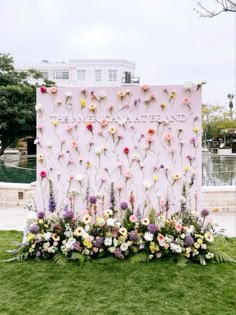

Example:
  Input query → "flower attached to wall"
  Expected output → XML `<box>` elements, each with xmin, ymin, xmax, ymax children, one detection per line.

<box><xmin>36</xmin><ymin>123</ymin><xmax>43</xmax><ymax>133</ymax></box>
<box><xmin>160</xmin><ymin>102</ymin><xmax>167</xmax><ymax>110</ymax></box>
<box><xmin>65</xmin><ymin>125</ymin><xmax>73</xmax><ymax>132</ymax></box>
<box><xmin>100</xmin><ymin>118</ymin><xmax>108</xmax><ymax>128</ymax></box>
<box><xmin>123</xmin><ymin>147</ymin><xmax>130</xmax><ymax>161</ymax></box>
<box><xmin>50</xmin><ymin>86</ymin><xmax>58</xmax><ymax>94</ymax></box>
<box><xmin>196</xmin><ymin>80</ymin><xmax>207</xmax><ymax>91</ymax></box>
<box><xmin>109</xmin><ymin>126</ymin><xmax>117</xmax><ymax>142</ymax></box>
<box><xmin>35</xmin><ymin>103</ymin><xmax>43</xmax><ymax>112</ymax></box>
<box><xmin>89</xmin><ymin>104</ymin><xmax>96</xmax><ymax>113</ymax></box>
<box><xmin>80</xmin><ymin>98</ymin><xmax>86</xmax><ymax>109</ymax></box>
<box><xmin>86</xmin><ymin>161</ymin><xmax>92</xmax><ymax>169</ymax></box>
<box><xmin>37</xmin><ymin>154</ymin><xmax>44</xmax><ymax>162</ymax></box>
<box><xmin>86</xmin><ymin>123</ymin><xmax>94</xmax><ymax>135</ymax></box>
<box><xmin>141</xmin><ymin>84</ymin><xmax>150</xmax><ymax>92</ymax></box>
<box><xmin>186</xmin><ymin>155</ymin><xmax>194</xmax><ymax>166</ymax></box>
<box><xmin>39</xmin><ymin>170</ymin><xmax>47</xmax><ymax>178</ymax></box>
<box><xmin>184</xmin><ymin>82</ymin><xmax>193</xmax><ymax>94</ymax></box>
<box><xmin>183</xmin><ymin>98</ymin><xmax>191</xmax><ymax>110</ymax></box>
<box><xmin>172</xmin><ymin>173</ymin><xmax>181</xmax><ymax>186</ymax></box>
<box><xmin>71</xmin><ymin>140</ymin><xmax>78</xmax><ymax>150</ymax></box>
<box><xmin>65</xmin><ymin>91</ymin><xmax>72</xmax><ymax>104</ymax></box>
<box><xmin>108</xmin><ymin>104</ymin><xmax>114</xmax><ymax>113</ymax></box>
<box><xmin>164</xmin><ymin>133</ymin><xmax>172</xmax><ymax>145</ymax></box>
<box><xmin>118</xmin><ymin>91</ymin><xmax>126</xmax><ymax>100</ymax></box>
<box><xmin>40</xmin><ymin>86</ymin><xmax>47</xmax><ymax>93</ymax></box>
<box><xmin>184</xmin><ymin>165</ymin><xmax>191</xmax><ymax>175</ymax></box>
<box><xmin>169</xmin><ymin>90</ymin><xmax>176</xmax><ymax>101</ymax></box>
<box><xmin>144</xmin><ymin>94</ymin><xmax>156</xmax><ymax>106</ymax></box>
<box><xmin>34</xmin><ymin>138</ymin><xmax>41</xmax><ymax>146</ymax></box>
<box><xmin>190</xmin><ymin>136</ymin><xmax>197</xmax><ymax>148</ymax></box>
<box><xmin>193</xmin><ymin>127</ymin><xmax>199</xmax><ymax>134</ymax></box>
<box><xmin>46</xmin><ymin>141</ymin><xmax>53</xmax><ymax>149</ymax></box>
<box><xmin>81</xmin><ymin>88</ymin><xmax>87</xmax><ymax>97</ymax></box>
<box><xmin>124</xmin><ymin>170</ymin><xmax>132</xmax><ymax>183</ymax></box>
<box><xmin>143</xmin><ymin>180</ymin><xmax>152</xmax><ymax>191</ymax></box>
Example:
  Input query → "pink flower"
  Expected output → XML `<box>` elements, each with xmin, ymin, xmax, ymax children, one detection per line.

<box><xmin>65</xmin><ymin>125</ymin><xmax>73</xmax><ymax>132</ymax></box>
<box><xmin>157</xmin><ymin>234</ymin><xmax>165</xmax><ymax>246</ymax></box>
<box><xmin>71</xmin><ymin>140</ymin><xmax>78</xmax><ymax>149</ymax></box>
<box><xmin>86</xmin><ymin>123</ymin><xmax>94</xmax><ymax>134</ymax></box>
<box><xmin>40</xmin><ymin>86</ymin><xmax>47</xmax><ymax>93</ymax></box>
<box><xmin>159</xmin><ymin>198</ymin><xmax>166</xmax><ymax>206</ymax></box>
<box><xmin>100</xmin><ymin>118</ymin><xmax>108</xmax><ymax>128</ymax></box>
<box><xmin>129</xmin><ymin>215</ymin><xmax>138</xmax><ymax>223</ymax></box>
<box><xmin>141</xmin><ymin>217</ymin><xmax>150</xmax><ymax>225</ymax></box>
<box><xmin>165</xmin><ymin>133</ymin><xmax>172</xmax><ymax>142</ymax></box>
<box><xmin>50</xmin><ymin>86</ymin><xmax>57</xmax><ymax>94</ymax></box>
<box><xmin>36</xmin><ymin>123</ymin><xmax>43</xmax><ymax>130</ymax></box>
<box><xmin>146</xmin><ymin>136</ymin><xmax>153</xmax><ymax>143</ymax></box>
<box><xmin>141</xmin><ymin>84</ymin><xmax>150</xmax><ymax>92</ymax></box>
<box><xmin>175</xmin><ymin>223</ymin><xmax>182</xmax><ymax>232</ymax></box>
<box><xmin>39</xmin><ymin>170</ymin><xmax>47</xmax><ymax>178</ymax></box>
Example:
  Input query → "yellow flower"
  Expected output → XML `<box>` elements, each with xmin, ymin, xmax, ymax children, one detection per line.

<box><xmin>83</xmin><ymin>239</ymin><xmax>92</xmax><ymax>249</ymax></box>
<box><xmin>193</xmin><ymin>127</ymin><xmax>199</xmax><ymax>133</ymax></box>
<box><xmin>38</xmin><ymin>219</ymin><xmax>43</xmax><ymax>224</ymax></box>
<box><xmin>109</xmin><ymin>127</ymin><xmax>117</xmax><ymax>134</ymax></box>
<box><xmin>52</xmin><ymin>119</ymin><xmax>59</xmax><ymax>127</ymax></box>
<box><xmin>118</xmin><ymin>91</ymin><xmax>126</xmax><ymax>98</ymax></box>
<box><xmin>184</xmin><ymin>165</ymin><xmax>190</xmax><ymax>172</ymax></box>
<box><xmin>27</xmin><ymin>233</ymin><xmax>35</xmax><ymax>242</ymax></box>
<box><xmin>80</xmin><ymin>98</ymin><xmax>86</xmax><ymax>108</ymax></box>
<box><xmin>194</xmin><ymin>242</ymin><xmax>200</xmax><ymax>249</ymax></box>
<box><xmin>153</xmin><ymin>175</ymin><xmax>158</xmax><ymax>182</ymax></box>
<box><xmin>89</xmin><ymin>104</ymin><xmax>96</xmax><ymax>112</ymax></box>
<box><xmin>160</xmin><ymin>103</ymin><xmax>167</xmax><ymax>109</ymax></box>
<box><xmin>37</xmin><ymin>154</ymin><xmax>44</xmax><ymax>162</ymax></box>
<box><xmin>86</xmin><ymin>161</ymin><xmax>92</xmax><ymax>169</ymax></box>
<box><xmin>197</xmin><ymin>238</ymin><xmax>203</xmax><ymax>245</ymax></box>
<box><xmin>149</xmin><ymin>242</ymin><xmax>159</xmax><ymax>253</ymax></box>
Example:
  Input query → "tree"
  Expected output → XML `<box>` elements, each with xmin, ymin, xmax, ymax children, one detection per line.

<box><xmin>0</xmin><ymin>53</ymin><xmax>54</xmax><ymax>155</ymax></box>
<box><xmin>195</xmin><ymin>0</ymin><xmax>236</xmax><ymax>17</ymax></box>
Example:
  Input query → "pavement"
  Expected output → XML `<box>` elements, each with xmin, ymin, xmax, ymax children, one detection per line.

<box><xmin>0</xmin><ymin>205</ymin><xmax>235</xmax><ymax>237</ymax></box>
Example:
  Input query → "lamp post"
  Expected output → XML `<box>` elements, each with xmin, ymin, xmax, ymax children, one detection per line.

<box><xmin>227</xmin><ymin>94</ymin><xmax>234</xmax><ymax>119</ymax></box>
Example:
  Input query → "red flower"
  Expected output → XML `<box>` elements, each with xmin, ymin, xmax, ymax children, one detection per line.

<box><xmin>39</xmin><ymin>170</ymin><xmax>47</xmax><ymax>178</ymax></box>
<box><xmin>40</xmin><ymin>86</ymin><xmax>47</xmax><ymax>93</ymax></box>
<box><xmin>123</xmin><ymin>147</ymin><xmax>129</xmax><ymax>155</ymax></box>
<box><xmin>86</xmin><ymin>123</ymin><xmax>93</xmax><ymax>131</ymax></box>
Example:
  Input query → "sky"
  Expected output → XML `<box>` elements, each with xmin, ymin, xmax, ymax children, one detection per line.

<box><xmin>0</xmin><ymin>0</ymin><xmax>235</xmax><ymax>107</ymax></box>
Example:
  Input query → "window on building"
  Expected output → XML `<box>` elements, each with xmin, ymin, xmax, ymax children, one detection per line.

<box><xmin>77</xmin><ymin>70</ymin><xmax>86</xmax><ymax>81</ymax></box>
<box><xmin>54</xmin><ymin>71</ymin><xmax>69</xmax><ymax>80</ymax></box>
<box><xmin>40</xmin><ymin>71</ymin><xmax>49</xmax><ymax>79</ymax></box>
<box><xmin>108</xmin><ymin>70</ymin><xmax>117</xmax><ymax>81</ymax></box>
<box><xmin>95</xmin><ymin>70</ymin><xmax>102</xmax><ymax>81</ymax></box>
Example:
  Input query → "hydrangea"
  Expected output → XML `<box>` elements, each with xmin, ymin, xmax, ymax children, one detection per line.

<box><xmin>114</xmin><ymin>248</ymin><xmax>124</xmax><ymax>259</ymax></box>
<box><xmin>120</xmin><ymin>201</ymin><xmax>128</xmax><ymax>210</ymax></box>
<box><xmin>184</xmin><ymin>234</ymin><xmax>194</xmax><ymax>246</ymax></box>
<box><xmin>29</xmin><ymin>224</ymin><xmax>39</xmax><ymax>234</ymax></box>
<box><xmin>148</xmin><ymin>224</ymin><xmax>158</xmax><ymax>234</ymax></box>
<box><xmin>129</xmin><ymin>230</ymin><xmax>138</xmax><ymax>241</ymax></box>
<box><xmin>63</xmin><ymin>211</ymin><xmax>74</xmax><ymax>220</ymax></box>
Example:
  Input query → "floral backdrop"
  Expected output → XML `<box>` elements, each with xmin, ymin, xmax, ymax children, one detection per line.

<box><xmin>36</xmin><ymin>84</ymin><xmax>202</xmax><ymax>216</ymax></box>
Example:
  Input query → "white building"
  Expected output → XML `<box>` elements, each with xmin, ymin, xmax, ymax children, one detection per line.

<box><xmin>15</xmin><ymin>59</ymin><xmax>139</xmax><ymax>87</ymax></box>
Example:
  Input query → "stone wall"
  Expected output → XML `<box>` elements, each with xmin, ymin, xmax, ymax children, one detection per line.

<box><xmin>0</xmin><ymin>182</ymin><xmax>235</xmax><ymax>212</ymax></box>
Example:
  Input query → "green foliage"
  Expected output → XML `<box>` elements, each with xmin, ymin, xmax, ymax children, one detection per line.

<box><xmin>70</xmin><ymin>252</ymin><xmax>86</xmax><ymax>266</ymax></box>
<box><xmin>52</xmin><ymin>252</ymin><xmax>68</xmax><ymax>266</ymax></box>
<box><xmin>208</xmin><ymin>237</ymin><xmax>236</xmax><ymax>264</ymax></box>
<box><xmin>0</xmin><ymin>53</ymin><xmax>54</xmax><ymax>155</ymax></box>
<box><xmin>129</xmin><ymin>252</ymin><xmax>149</xmax><ymax>263</ymax></box>
<box><xmin>0</xmin><ymin>231</ymin><xmax>236</xmax><ymax>315</ymax></box>
<box><xmin>148</xmin><ymin>208</ymin><xmax>156</xmax><ymax>223</ymax></box>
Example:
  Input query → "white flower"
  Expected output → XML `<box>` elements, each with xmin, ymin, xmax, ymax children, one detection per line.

<box><xmin>204</xmin><ymin>231</ymin><xmax>214</xmax><ymax>243</ymax></box>
<box><xmin>95</xmin><ymin>147</ymin><xmax>102</xmax><ymax>155</ymax></box>
<box><xmin>143</xmin><ymin>181</ymin><xmax>152</xmax><ymax>189</ymax></box>
<box><xmin>206</xmin><ymin>252</ymin><xmax>214</xmax><ymax>259</ymax></box>
<box><xmin>104</xmin><ymin>209</ymin><xmax>113</xmax><ymax>218</ymax></box>
<box><xmin>47</xmin><ymin>141</ymin><xmax>53</xmax><ymax>148</ymax></box>
<box><xmin>35</xmin><ymin>103</ymin><xmax>43</xmax><ymax>112</ymax></box>
<box><xmin>84</xmin><ymin>224</ymin><xmax>90</xmax><ymax>232</ymax></box>
<box><xmin>104</xmin><ymin>238</ymin><xmax>112</xmax><ymax>246</ymax></box>
<box><xmin>149</xmin><ymin>254</ymin><xmax>154</xmax><ymax>260</ymax></box>
<box><xmin>65</xmin><ymin>91</ymin><xmax>72</xmax><ymax>97</ymax></box>
<box><xmin>44</xmin><ymin>232</ymin><xmax>52</xmax><ymax>241</ymax></box>
<box><xmin>144</xmin><ymin>232</ymin><xmax>154</xmax><ymax>242</ymax></box>
<box><xmin>99</xmin><ymin>91</ymin><xmax>106</xmax><ymax>99</ymax></box>
<box><xmin>186</xmin><ymin>225</ymin><xmax>195</xmax><ymax>234</ymax></box>
<box><xmin>118</xmin><ymin>118</ymin><xmax>127</xmax><ymax>126</ymax></box>
<box><xmin>170</xmin><ymin>243</ymin><xmax>182</xmax><ymax>253</ymax></box>
<box><xmin>107</xmin><ymin>218</ymin><xmax>115</xmax><ymax>227</ymax></box>
<box><xmin>108</xmin><ymin>246</ymin><xmax>116</xmax><ymax>253</ymax></box>
<box><xmin>132</xmin><ymin>154</ymin><xmax>140</xmax><ymax>161</ymax></box>
<box><xmin>141</xmin><ymin>218</ymin><xmax>150</xmax><ymax>226</ymax></box>
<box><xmin>115</xmin><ymin>221</ymin><xmax>121</xmax><ymax>228</ymax></box>
<box><xmin>184</xmin><ymin>81</ymin><xmax>193</xmax><ymax>91</ymax></box>
<box><xmin>113</xmin><ymin>238</ymin><xmax>118</xmax><ymax>247</ymax></box>
<box><xmin>179</xmin><ymin>196</ymin><xmax>186</xmax><ymax>203</ymax></box>
<box><xmin>120</xmin><ymin>242</ymin><xmax>129</xmax><ymax>251</ymax></box>
<box><xmin>75</xmin><ymin>174</ymin><xmax>84</xmax><ymax>182</ymax></box>
<box><xmin>66</xmin><ymin>238</ymin><xmax>76</xmax><ymax>250</ymax></box>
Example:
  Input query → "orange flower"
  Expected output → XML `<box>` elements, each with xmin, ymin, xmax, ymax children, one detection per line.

<box><xmin>147</xmin><ymin>128</ymin><xmax>155</xmax><ymax>136</ymax></box>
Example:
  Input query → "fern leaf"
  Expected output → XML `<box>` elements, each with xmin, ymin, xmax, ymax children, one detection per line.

<box><xmin>176</xmin><ymin>256</ymin><xmax>189</xmax><ymax>267</ymax></box>
<box><xmin>129</xmin><ymin>252</ymin><xmax>149</xmax><ymax>264</ymax></box>
<box><xmin>52</xmin><ymin>252</ymin><xmax>68</xmax><ymax>266</ymax></box>
<box><xmin>208</xmin><ymin>237</ymin><xmax>236</xmax><ymax>263</ymax></box>
<box><xmin>70</xmin><ymin>252</ymin><xmax>86</xmax><ymax>265</ymax></box>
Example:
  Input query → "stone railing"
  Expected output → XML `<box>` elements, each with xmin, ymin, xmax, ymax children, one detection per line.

<box><xmin>0</xmin><ymin>182</ymin><xmax>235</xmax><ymax>212</ymax></box>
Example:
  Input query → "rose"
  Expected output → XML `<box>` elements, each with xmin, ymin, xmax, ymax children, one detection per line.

<box><xmin>141</xmin><ymin>84</ymin><xmax>149</xmax><ymax>92</ymax></box>
<box><xmin>39</xmin><ymin>170</ymin><xmax>47</xmax><ymax>178</ymax></box>
<box><xmin>86</xmin><ymin>123</ymin><xmax>94</xmax><ymax>135</ymax></box>
<box><xmin>40</xmin><ymin>86</ymin><xmax>47</xmax><ymax>93</ymax></box>
<box><xmin>123</xmin><ymin>147</ymin><xmax>129</xmax><ymax>155</ymax></box>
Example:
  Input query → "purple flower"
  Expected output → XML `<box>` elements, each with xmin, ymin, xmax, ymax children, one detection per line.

<box><xmin>37</xmin><ymin>211</ymin><xmax>45</xmax><ymax>219</ymax></box>
<box><xmin>114</xmin><ymin>248</ymin><xmax>124</xmax><ymax>259</ymax></box>
<box><xmin>73</xmin><ymin>241</ymin><xmax>81</xmax><ymax>251</ymax></box>
<box><xmin>93</xmin><ymin>237</ymin><xmax>104</xmax><ymax>248</ymax></box>
<box><xmin>29</xmin><ymin>224</ymin><xmax>39</xmax><ymax>234</ymax></box>
<box><xmin>120</xmin><ymin>201</ymin><xmax>128</xmax><ymax>210</ymax></box>
<box><xmin>63</xmin><ymin>210</ymin><xmax>74</xmax><ymax>220</ymax></box>
<box><xmin>89</xmin><ymin>195</ymin><xmax>97</xmax><ymax>204</ymax></box>
<box><xmin>160</xmin><ymin>164</ymin><xmax>164</xmax><ymax>169</ymax></box>
<box><xmin>190</xmin><ymin>137</ymin><xmax>197</xmax><ymax>145</ymax></box>
<box><xmin>184</xmin><ymin>234</ymin><xmax>194</xmax><ymax>246</ymax></box>
<box><xmin>36</xmin><ymin>251</ymin><xmax>41</xmax><ymax>257</ymax></box>
<box><xmin>148</xmin><ymin>224</ymin><xmax>158</xmax><ymax>234</ymax></box>
<box><xmin>129</xmin><ymin>230</ymin><xmax>138</xmax><ymax>241</ymax></box>
<box><xmin>201</xmin><ymin>208</ymin><xmax>209</xmax><ymax>218</ymax></box>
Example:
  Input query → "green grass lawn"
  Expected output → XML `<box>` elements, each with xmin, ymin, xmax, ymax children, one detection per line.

<box><xmin>0</xmin><ymin>231</ymin><xmax>235</xmax><ymax>315</ymax></box>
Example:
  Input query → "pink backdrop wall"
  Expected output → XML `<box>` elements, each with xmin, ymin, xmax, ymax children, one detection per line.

<box><xmin>36</xmin><ymin>85</ymin><xmax>202</xmax><ymax>216</ymax></box>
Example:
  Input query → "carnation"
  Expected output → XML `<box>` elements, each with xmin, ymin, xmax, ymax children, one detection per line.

<box><xmin>144</xmin><ymin>232</ymin><xmax>154</xmax><ymax>242</ymax></box>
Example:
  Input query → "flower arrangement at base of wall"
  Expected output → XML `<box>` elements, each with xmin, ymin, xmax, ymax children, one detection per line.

<box><xmin>6</xmin><ymin>195</ymin><xmax>235</xmax><ymax>266</ymax></box>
